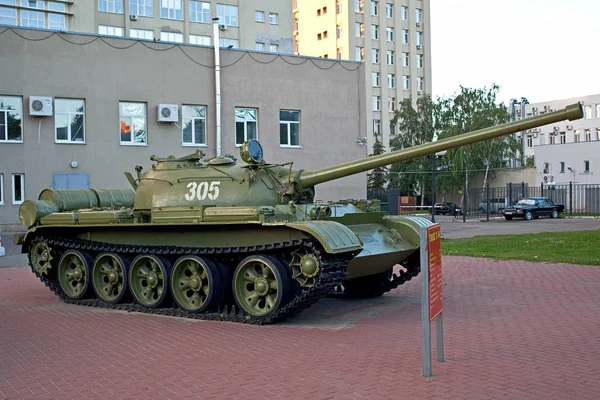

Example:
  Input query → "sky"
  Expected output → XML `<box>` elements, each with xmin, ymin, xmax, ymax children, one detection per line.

<box><xmin>429</xmin><ymin>0</ymin><xmax>600</xmax><ymax>105</ymax></box>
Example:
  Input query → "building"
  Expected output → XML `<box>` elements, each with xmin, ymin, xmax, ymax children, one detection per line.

<box><xmin>517</xmin><ymin>94</ymin><xmax>600</xmax><ymax>185</ymax></box>
<box><xmin>0</xmin><ymin>27</ymin><xmax>367</xmax><ymax>227</ymax></box>
<box><xmin>0</xmin><ymin>0</ymin><xmax>293</xmax><ymax>52</ymax></box>
<box><xmin>292</xmin><ymin>0</ymin><xmax>432</xmax><ymax>153</ymax></box>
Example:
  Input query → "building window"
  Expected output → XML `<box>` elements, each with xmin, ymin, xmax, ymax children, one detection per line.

<box><xmin>417</xmin><ymin>77</ymin><xmax>424</xmax><ymax>91</ymax></box>
<box><xmin>337</xmin><ymin>25</ymin><xmax>343</xmax><ymax>39</ymax></box>
<box><xmin>280</xmin><ymin>110</ymin><xmax>300</xmax><ymax>147</ymax></box>
<box><xmin>182</xmin><ymin>105</ymin><xmax>206</xmax><ymax>146</ymax></box>
<box><xmin>161</xmin><ymin>0</ymin><xmax>183</xmax><ymax>20</ymax></box>
<box><xmin>337</xmin><ymin>48</ymin><xmax>343</xmax><ymax>59</ymax></box>
<box><xmin>161</xmin><ymin>32</ymin><xmax>183</xmax><ymax>43</ymax></box>
<box><xmin>372</xmin><ymin>72</ymin><xmax>380</xmax><ymax>87</ymax></box>
<box><xmin>189</xmin><ymin>1</ymin><xmax>210</xmax><ymax>23</ymax></box>
<box><xmin>322</xmin><ymin>6</ymin><xmax>327</xmax><ymax>13</ymax></box>
<box><xmin>21</xmin><ymin>9</ymin><xmax>44</xmax><ymax>28</ymax></box>
<box><xmin>372</xmin><ymin>96</ymin><xmax>380</xmax><ymax>111</ymax></box>
<box><xmin>355</xmin><ymin>22</ymin><xmax>364</xmax><ymax>37</ymax></box>
<box><xmin>596</xmin><ymin>128</ymin><xmax>600</xmax><ymax>141</ymax></box>
<box><xmin>387</xmin><ymin>50</ymin><xmax>395</xmax><ymax>65</ymax></box>
<box><xmin>401</xmin><ymin>52</ymin><xmax>409</xmax><ymax>67</ymax></box>
<box><xmin>584</xmin><ymin>105</ymin><xmax>592</xmax><ymax>119</ymax></box>
<box><xmin>371</xmin><ymin>24</ymin><xmax>378</xmax><ymax>39</ymax></box>
<box><xmin>269</xmin><ymin>44</ymin><xmax>278</xmax><ymax>52</ymax></box>
<box><xmin>543</xmin><ymin>162</ymin><xmax>549</xmax><ymax>174</ymax></box>
<box><xmin>402</xmin><ymin>76</ymin><xmax>410</xmax><ymax>90</ymax></box>
<box><xmin>190</xmin><ymin>34</ymin><xmax>211</xmax><ymax>46</ymax></box>
<box><xmin>47</xmin><ymin>2</ymin><xmax>66</xmax><ymax>30</ymax></box>
<box><xmin>269</xmin><ymin>12</ymin><xmax>278</xmax><ymax>24</ymax></box>
<box><xmin>12</xmin><ymin>174</ymin><xmax>24</xmax><ymax>205</ymax></box>
<box><xmin>370</xmin><ymin>0</ymin><xmax>377</xmax><ymax>16</ymax></box>
<box><xmin>0</xmin><ymin>95</ymin><xmax>22</xmax><ymax>142</ymax></box>
<box><xmin>527</xmin><ymin>135</ymin><xmax>532</xmax><ymax>147</ymax></box>
<box><xmin>130</xmin><ymin>0</ymin><xmax>153</xmax><ymax>17</ymax></box>
<box><xmin>417</xmin><ymin>54</ymin><xmax>424</xmax><ymax>68</ymax></box>
<box><xmin>255</xmin><ymin>10</ymin><xmax>264</xmax><ymax>22</ymax></box>
<box><xmin>385</xmin><ymin>3</ymin><xmax>393</xmax><ymax>18</ymax></box>
<box><xmin>317</xmin><ymin>33</ymin><xmax>322</xmax><ymax>40</ymax></box>
<box><xmin>584</xmin><ymin>160</ymin><xmax>590</xmax><ymax>172</ymax></box>
<box><xmin>355</xmin><ymin>0</ymin><xmax>363</xmax><ymax>13</ymax></box>
<box><xmin>235</xmin><ymin>108</ymin><xmax>257</xmax><ymax>146</ymax></box>
<box><xmin>401</xmin><ymin>5</ymin><xmax>408</xmax><ymax>21</ymax></box>
<box><xmin>256</xmin><ymin>42</ymin><xmax>264</xmax><ymax>51</ymax></box>
<box><xmin>389</xmin><ymin>123</ymin><xmax>396</xmax><ymax>135</ymax></box>
<box><xmin>387</xmin><ymin>73</ymin><xmax>395</xmax><ymax>89</ymax></box>
<box><xmin>99</xmin><ymin>0</ymin><xmax>123</xmax><ymax>14</ymax></box>
<box><xmin>386</xmin><ymin>26</ymin><xmax>394</xmax><ymax>42</ymax></box>
<box><xmin>355</xmin><ymin>46</ymin><xmax>365</xmax><ymax>61</ymax></box>
<box><xmin>388</xmin><ymin>97</ymin><xmax>395</xmax><ymax>112</ymax></box>
<box><xmin>0</xmin><ymin>174</ymin><xmax>3</xmax><ymax>205</ymax></box>
<box><xmin>416</xmin><ymin>31</ymin><xmax>423</xmax><ymax>46</ymax></box>
<box><xmin>55</xmin><ymin>99</ymin><xmax>85</xmax><ymax>143</ymax></box>
<box><xmin>560</xmin><ymin>162</ymin><xmax>565</xmax><ymax>173</ymax></box>
<box><xmin>119</xmin><ymin>102</ymin><xmax>147</xmax><ymax>145</ymax></box>
<box><xmin>336</xmin><ymin>0</ymin><xmax>342</xmax><ymax>14</ymax></box>
<box><xmin>416</xmin><ymin>8</ymin><xmax>422</xmax><ymax>24</ymax></box>
<box><xmin>596</xmin><ymin>104</ymin><xmax>600</xmax><ymax>118</ymax></box>
<box><xmin>574</xmin><ymin>130</ymin><xmax>580</xmax><ymax>142</ymax></box>
<box><xmin>0</xmin><ymin>6</ymin><xmax>17</xmax><ymax>26</ymax></box>
<box><xmin>216</xmin><ymin>4</ymin><xmax>237</xmax><ymax>26</ymax></box>
<box><xmin>372</xmin><ymin>48</ymin><xmax>379</xmax><ymax>64</ymax></box>
<box><xmin>560</xmin><ymin>131</ymin><xmax>566</xmax><ymax>143</ymax></box>
<box><xmin>130</xmin><ymin>29</ymin><xmax>153</xmax><ymax>40</ymax></box>
<box><xmin>550</xmin><ymin>135</ymin><xmax>556</xmax><ymax>145</ymax></box>
<box><xmin>402</xmin><ymin>29</ymin><xmax>409</xmax><ymax>44</ymax></box>
<box><xmin>220</xmin><ymin>38</ymin><xmax>239</xmax><ymax>48</ymax></box>
<box><xmin>373</xmin><ymin>119</ymin><xmax>381</xmax><ymax>135</ymax></box>
<box><xmin>585</xmin><ymin>128</ymin><xmax>591</xmax><ymax>141</ymax></box>
<box><xmin>99</xmin><ymin>25</ymin><xmax>124</xmax><ymax>37</ymax></box>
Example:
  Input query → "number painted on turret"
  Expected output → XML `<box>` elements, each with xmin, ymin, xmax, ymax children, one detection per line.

<box><xmin>185</xmin><ymin>181</ymin><xmax>221</xmax><ymax>201</ymax></box>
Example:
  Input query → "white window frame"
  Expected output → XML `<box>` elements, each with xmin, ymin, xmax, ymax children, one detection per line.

<box><xmin>99</xmin><ymin>25</ymin><xmax>124</xmax><ymax>37</ymax></box>
<box><xmin>385</xmin><ymin>3</ymin><xmax>393</xmax><ymax>18</ymax></box>
<box><xmin>402</xmin><ymin>52</ymin><xmax>409</xmax><ymax>67</ymax></box>
<box><xmin>584</xmin><ymin>160</ymin><xmax>590</xmax><ymax>172</ymax></box>
<box><xmin>417</xmin><ymin>54</ymin><xmax>424</xmax><ymax>68</ymax></box>
<box><xmin>387</xmin><ymin>73</ymin><xmax>395</xmax><ymax>89</ymax></box>
<box><xmin>355</xmin><ymin>46</ymin><xmax>364</xmax><ymax>61</ymax></box>
<box><xmin>402</xmin><ymin>29</ymin><xmax>409</xmax><ymax>44</ymax></box>
<box><xmin>98</xmin><ymin>0</ymin><xmax>123</xmax><ymax>14</ymax></box>
<box><xmin>0</xmin><ymin>95</ymin><xmax>23</xmax><ymax>143</ymax></box>
<box><xmin>12</xmin><ymin>173</ymin><xmax>24</xmax><ymax>205</ymax></box>
<box><xmin>386</xmin><ymin>50</ymin><xmax>394</xmax><ymax>65</ymax></box>
<box><xmin>269</xmin><ymin>12</ymin><xmax>278</xmax><ymax>24</ymax></box>
<box><xmin>371</xmin><ymin>24</ymin><xmax>378</xmax><ymax>39</ymax></box>
<box><xmin>0</xmin><ymin>6</ymin><xmax>17</xmax><ymax>26</ymax></box>
<box><xmin>255</xmin><ymin>10</ymin><xmax>264</xmax><ymax>22</ymax></box>
<box><xmin>269</xmin><ymin>44</ymin><xmax>278</xmax><ymax>52</ymax></box>
<box><xmin>256</xmin><ymin>42</ymin><xmax>264</xmax><ymax>51</ymax></box>
<box><xmin>355</xmin><ymin>22</ymin><xmax>363</xmax><ymax>37</ymax></box>
<box><xmin>219</xmin><ymin>38</ymin><xmax>239</xmax><ymax>48</ymax></box>
<box><xmin>20</xmin><ymin>8</ymin><xmax>44</xmax><ymax>29</ymax></box>
<box><xmin>527</xmin><ymin>136</ymin><xmax>533</xmax><ymax>147</ymax></box>
<box><xmin>584</xmin><ymin>105</ymin><xmax>592</xmax><ymax>119</ymax></box>
<box><xmin>217</xmin><ymin>4</ymin><xmax>238</xmax><ymax>26</ymax></box>
<box><xmin>372</xmin><ymin>72</ymin><xmax>380</xmax><ymax>87</ymax></box>
<box><xmin>55</xmin><ymin>98</ymin><xmax>85</xmax><ymax>144</ymax></box>
<box><xmin>189</xmin><ymin>1</ymin><xmax>210</xmax><ymax>23</ymax></box>
<box><xmin>403</xmin><ymin>75</ymin><xmax>410</xmax><ymax>90</ymax></box>
<box><xmin>161</xmin><ymin>0</ymin><xmax>183</xmax><ymax>20</ymax></box>
<box><xmin>417</xmin><ymin>76</ymin><xmax>424</xmax><ymax>91</ymax></box>
<box><xmin>130</xmin><ymin>29</ymin><xmax>154</xmax><ymax>40</ymax></box>
<box><xmin>47</xmin><ymin>3</ymin><xmax>66</xmax><ymax>30</ymax></box>
<box><xmin>372</xmin><ymin>96</ymin><xmax>380</xmax><ymax>111</ymax></box>
<box><xmin>190</xmin><ymin>35</ymin><xmax>211</xmax><ymax>46</ymax></box>
<box><xmin>560</xmin><ymin>132</ymin><xmax>566</xmax><ymax>144</ymax></box>
<box><xmin>0</xmin><ymin>174</ymin><xmax>4</xmax><ymax>205</ymax></box>
<box><xmin>235</xmin><ymin>107</ymin><xmax>258</xmax><ymax>146</ymax></box>
<box><xmin>416</xmin><ymin>8</ymin><xmax>422</xmax><ymax>23</ymax></box>
<box><xmin>386</xmin><ymin>26</ymin><xmax>394</xmax><ymax>42</ymax></box>
<box><xmin>372</xmin><ymin>48</ymin><xmax>379</xmax><ymax>64</ymax></box>
<box><xmin>119</xmin><ymin>102</ymin><xmax>147</xmax><ymax>146</ymax></box>
<box><xmin>401</xmin><ymin>6</ymin><xmax>408</xmax><ymax>21</ymax></box>
<box><xmin>161</xmin><ymin>31</ymin><xmax>183</xmax><ymax>43</ymax></box>
<box><xmin>130</xmin><ymin>0</ymin><xmax>153</xmax><ymax>17</ymax></box>
<box><xmin>336</xmin><ymin>0</ymin><xmax>342</xmax><ymax>14</ymax></box>
<box><xmin>279</xmin><ymin>110</ymin><xmax>301</xmax><ymax>148</ymax></box>
<box><xmin>182</xmin><ymin>104</ymin><xmax>207</xmax><ymax>146</ymax></box>
<box><xmin>337</xmin><ymin>25</ymin><xmax>343</xmax><ymax>39</ymax></box>
<box><xmin>373</xmin><ymin>119</ymin><xmax>381</xmax><ymax>135</ymax></box>
<box><xmin>388</xmin><ymin>97</ymin><xmax>395</xmax><ymax>112</ymax></box>
<box><xmin>370</xmin><ymin>0</ymin><xmax>377</xmax><ymax>16</ymax></box>
<box><xmin>416</xmin><ymin>31</ymin><xmax>423</xmax><ymax>46</ymax></box>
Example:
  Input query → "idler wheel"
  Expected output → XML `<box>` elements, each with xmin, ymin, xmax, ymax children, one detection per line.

<box><xmin>129</xmin><ymin>255</ymin><xmax>170</xmax><ymax>308</ymax></box>
<box><xmin>30</xmin><ymin>241</ymin><xmax>55</xmax><ymax>276</ymax></box>
<box><xmin>170</xmin><ymin>256</ymin><xmax>222</xmax><ymax>313</ymax></box>
<box><xmin>232</xmin><ymin>255</ymin><xmax>291</xmax><ymax>318</ymax></box>
<box><xmin>92</xmin><ymin>253</ymin><xmax>130</xmax><ymax>304</ymax></box>
<box><xmin>58</xmin><ymin>250</ymin><xmax>93</xmax><ymax>300</ymax></box>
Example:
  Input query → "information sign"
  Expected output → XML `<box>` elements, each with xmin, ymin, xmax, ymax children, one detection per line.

<box><xmin>427</xmin><ymin>225</ymin><xmax>442</xmax><ymax>322</ymax></box>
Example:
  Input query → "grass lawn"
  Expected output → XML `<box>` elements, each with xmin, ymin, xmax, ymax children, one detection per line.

<box><xmin>441</xmin><ymin>229</ymin><xmax>600</xmax><ymax>266</ymax></box>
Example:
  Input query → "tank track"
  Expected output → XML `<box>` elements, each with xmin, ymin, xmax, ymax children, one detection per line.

<box><xmin>28</xmin><ymin>235</ymin><xmax>353</xmax><ymax>325</ymax></box>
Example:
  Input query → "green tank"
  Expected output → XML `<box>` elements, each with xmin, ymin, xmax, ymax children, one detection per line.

<box><xmin>15</xmin><ymin>103</ymin><xmax>583</xmax><ymax>324</ymax></box>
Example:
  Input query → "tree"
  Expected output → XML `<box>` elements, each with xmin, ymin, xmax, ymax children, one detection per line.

<box><xmin>367</xmin><ymin>136</ymin><xmax>388</xmax><ymax>200</ymax></box>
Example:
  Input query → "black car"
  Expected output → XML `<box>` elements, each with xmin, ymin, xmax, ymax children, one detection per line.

<box><xmin>502</xmin><ymin>197</ymin><xmax>565</xmax><ymax>221</ymax></box>
<box><xmin>429</xmin><ymin>202</ymin><xmax>463</xmax><ymax>216</ymax></box>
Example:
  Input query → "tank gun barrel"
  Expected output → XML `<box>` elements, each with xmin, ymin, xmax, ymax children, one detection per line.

<box><xmin>297</xmin><ymin>103</ymin><xmax>583</xmax><ymax>188</ymax></box>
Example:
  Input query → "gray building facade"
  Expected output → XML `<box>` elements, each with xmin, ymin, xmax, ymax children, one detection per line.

<box><xmin>0</xmin><ymin>27</ymin><xmax>367</xmax><ymax>226</ymax></box>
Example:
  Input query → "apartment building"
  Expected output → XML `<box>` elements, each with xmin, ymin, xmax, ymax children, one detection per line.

<box><xmin>516</xmin><ymin>94</ymin><xmax>600</xmax><ymax>185</ymax></box>
<box><xmin>0</xmin><ymin>0</ymin><xmax>293</xmax><ymax>52</ymax></box>
<box><xmin>293</xmin><ymin>0</ymin><xmax>432</xmax><ymax>153</ymax></box>
<box><xmin>0</xmin><ymin>27</ymin><xmax>367</xmax><ymax>226</ymax></box>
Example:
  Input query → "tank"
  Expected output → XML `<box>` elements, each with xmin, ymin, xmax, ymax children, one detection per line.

<box><xmin>15</xmin><ymin>103</ymin><xmax>583</xmax><ymax>324</ymax></box>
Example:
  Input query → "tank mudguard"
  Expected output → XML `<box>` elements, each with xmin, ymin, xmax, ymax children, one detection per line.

<box><xmin>285</xmin><ymin>221</ymin><xmax>363</xmax><ymax>254</ymax></box>
<box><xmin>381</xmin><ymin>215</ymin><xmax>434</xmax><ymax>247</ymax></box>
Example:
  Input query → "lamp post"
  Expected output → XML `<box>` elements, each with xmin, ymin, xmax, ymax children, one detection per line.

<box><xmin>430</xmin><ymin>150</ymin><xmax>447</xmax><ymax>223</ymax></box>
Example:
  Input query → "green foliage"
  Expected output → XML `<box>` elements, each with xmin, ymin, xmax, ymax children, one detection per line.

<box><xmin>367</xmin><ymin>136</ymin><xmax>388</xmax><ymax>191</ymax></box>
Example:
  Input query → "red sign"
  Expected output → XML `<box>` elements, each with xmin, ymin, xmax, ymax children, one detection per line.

<box><xmin>427</xmin><ymin>224</ymin><xmax>443</xmax><ymax>321</ymax></box>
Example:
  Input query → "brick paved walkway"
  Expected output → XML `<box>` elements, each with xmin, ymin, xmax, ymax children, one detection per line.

<box><xmin>1</xmin><ymin>257</ymin><xmax>599</xmax><ymax>400</ymax></box>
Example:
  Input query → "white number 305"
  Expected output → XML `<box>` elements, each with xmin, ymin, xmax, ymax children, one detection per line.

<box><xmin>185</xmin><ymin>181</ymin><xmax>221</xmax><ymax>201</ymax></box>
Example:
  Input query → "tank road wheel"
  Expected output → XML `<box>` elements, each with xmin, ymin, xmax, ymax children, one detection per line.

<box><xmin>170</xmin><ymin>256</ymin><xmax>222</xmax><ymax>313</ymax></box>
<box><xmin>232</xmin><ymin>255</ymin><xmax>291</xmax><ymax>319</ymax></box>
<box><xmin>289</xmin><ymin>247</ymin><xmax>320</xmax><ymax>288</ymax></box>
<box><xmin>58</xmin><ymin>250</ymin><xmax>93</xmax><ymax>300</ymax></box>
<box><xmin>30</xmin><ymin>241</ymin><xmax>55</xmax><ymax>276</ymax></box>
<box><xmin>129</xmin><ymin>255</ymin><xmax>170</xmax><ymax>308</ymax></box>
<box><xmin>92</xmin><ymin>253</ymin><xmax>130</xmax><ymax>304</ymax></box>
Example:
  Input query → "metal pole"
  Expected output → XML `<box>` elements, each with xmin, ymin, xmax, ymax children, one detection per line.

<box><xmin>420</xmin><ymin>226</ymin><xmax>432</xmax><ymax>377</ymax></box>
<box><xmin>436</xmin><ymin>311</ymin><xmax>444</xmax><ymax>362</ymax></box>
<box><xmin>569</xmin><ymin>181</ymin><xmax>573</xmax><ymax>215</ymax></box>
<box><xmin>462</xmin><ymin>167</ymin><xmax>467</xmax><ymax>222</ymax></box>
<box><xmin>431</xmin><ymin>155</ymin><xmax>436</xmax><ymax>223</ymax></box>
<box><xmin>520</xmin><ymin>97</ymin><xmax>529</xmax><ymax>166</ymax></box>
<box><xmin>212</xmin><ymin>18</ymin><xmax>222</xmax><ymax>157</ymax></box>
<box><xmin>486</xmin><ymin>183</ymin><xmax>490</xmax><ymax>221</ymax></box>
<box><xmin>541</xmin><ymin>181</ymin><xmax>544</xmax><ymax>197</ymax></box>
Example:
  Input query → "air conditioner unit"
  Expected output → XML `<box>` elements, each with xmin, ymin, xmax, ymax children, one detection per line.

<box><xmin>416</xmin><ymin>44</ymin><xmax>422</xmax><ymax>50</ymax></box>
<box><xmin>219</xmin><ymin>24</ymin><xmax>227</xmax><ymax>31</ymax></box>
<box><xmin>158</xmin><ymin>104</ymin><xmax>179</xmax><ymax>122</ymax></box>
<box><xmin>533</xmin><ymin>133</ymin><xmax>538</xmax><ymax>138</ymax></box>
<box><xmin>29</xmin><ymin>96</ymin><xmax>53</xmax><ymax>116</ymax></box>
<box><xmin>416</xmin><ymin>22</ymin><xmax>421</xmax><ymax>27</ymax></box>
<box><xmin>566</xmin><ymin>124</ymin><xmax>573</xmax><ymax>130</ymax></box>
<box><xmin>553</xmin><ymin>126</ymin><xmax>559</xmax><ymax>131</ymax></box>
<box><xmin>130</xmin><ymin>14</ymin><xmax>138</xmax><ymax>21</ymax></box>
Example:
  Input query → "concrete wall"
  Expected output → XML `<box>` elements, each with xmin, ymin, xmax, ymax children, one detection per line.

<box><xmin>0</xmin><ymin>27</ymin><xmax>367</xmax><ymax>226</ymax></box>
<box><xmin>534</xmin><ymin>141</ymin><xmax>599</xmax><ymax>185</ymax></box>
<box><xmin>469</xmin><ymin>167</ymin><xmax>537</xmax><ymax>188</ymax></box>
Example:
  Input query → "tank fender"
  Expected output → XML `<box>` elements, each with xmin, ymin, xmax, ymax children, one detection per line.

<box><xmin>381</xmin><ymin>215</ymin><xmax>434</xmax><ymax>247</ymax></box>
<box><xmin>285</xmin><ymin>221</ymin><xmax>363</xmax><ymax>254</ymax></box>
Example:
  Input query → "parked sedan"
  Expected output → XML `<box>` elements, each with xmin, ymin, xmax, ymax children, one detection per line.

<box><xmin>430</xmin><ymin>202</ymin><xmax>463</xmax><ymax>216</ymax></box>
<box><xmin>502</xmin><ymin>197</ymin><xmax>565</xmax><ymax>221</ymax></box>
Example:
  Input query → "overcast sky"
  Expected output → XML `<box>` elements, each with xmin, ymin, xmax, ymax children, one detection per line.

<box><xmin>429</xmin><ymin>0</ymin><xmax>600</xmax><ymax>105</ymax></box>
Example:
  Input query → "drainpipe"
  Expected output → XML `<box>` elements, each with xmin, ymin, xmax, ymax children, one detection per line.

<box><xmin>212</xmin><ymin>17</ymin><xmax>222</xmax><ymax>156</ymax></box>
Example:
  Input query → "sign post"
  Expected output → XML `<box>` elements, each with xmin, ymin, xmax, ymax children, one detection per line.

<box><xmin>421</xmin><ymin>223</ymin><xmax>444</xmax><ymax>377</ymax></box>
